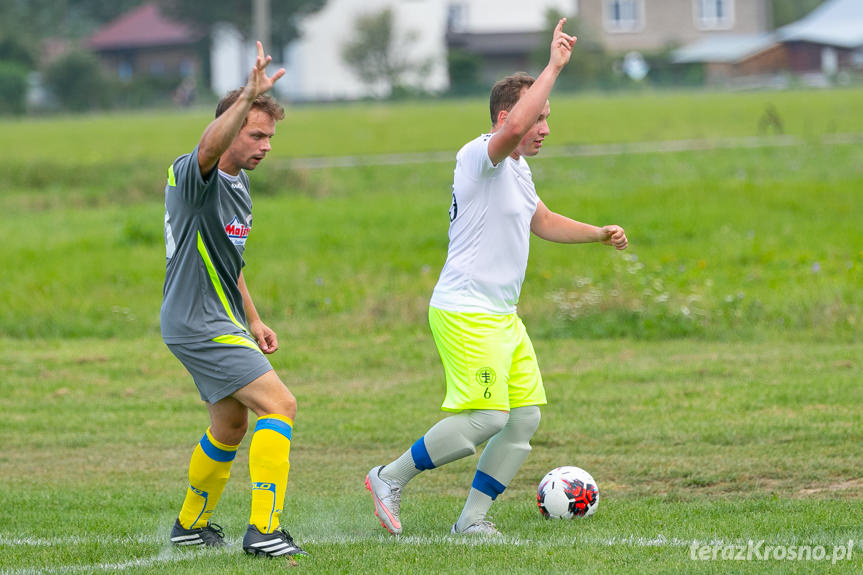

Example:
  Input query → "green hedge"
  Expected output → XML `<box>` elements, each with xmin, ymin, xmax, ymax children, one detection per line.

<box><xmin>0</xmin><ymin>62</ymin><xmax>28</xmax><ymax>115</ymax></box>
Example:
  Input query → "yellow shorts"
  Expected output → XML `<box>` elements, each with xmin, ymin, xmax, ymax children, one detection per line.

<box><xmin>428</xmin><ymin>306</ymin><xmax>546</xmax><ymax>412</ymax></box>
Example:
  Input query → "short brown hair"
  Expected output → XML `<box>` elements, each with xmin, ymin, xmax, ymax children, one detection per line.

<box><xmin>215</xmin><ymin>88</ymin><xmax>285</xmax><ymax>122</ymax></box>
<box><xmin>489</xmin><ymin>73</ymin><xmax>535</xmax><ymax>126</ymax></box>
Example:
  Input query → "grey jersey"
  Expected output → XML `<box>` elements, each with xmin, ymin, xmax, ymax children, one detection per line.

<box><xmin>161</xmin><ymin>145</ymin><xmax>254</xmax><ymax>343</ymax></box>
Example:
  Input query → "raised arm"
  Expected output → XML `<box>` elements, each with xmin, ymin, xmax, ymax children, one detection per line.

<box><xmin>487</xmin><ymin>18</ymin><xmax>576</xmax><ymax>165</ymax></box>
<box><xmin>531</xmin><ymin>200</ymin><xmax>628</xmax><ymax>249</ymax></box>
<box><xmin>196</xmin><ymin>41</ymin><xmax>286</xmax><ymax>177</ymax></box>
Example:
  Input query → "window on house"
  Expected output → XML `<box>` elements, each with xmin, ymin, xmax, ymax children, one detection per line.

<box><xmin>447</xmin><ymin>2</ymin><xmax>468</xmax><ymax>33</ymax></box>
<box><xmin>118</xmin><ymin>61</ymin><xmax>132</xmax><ymax>81</ymax></box>
<box><xmin>694</xmin><ymin>0</ymin><xmax>734</xmax><ymax>30</ymax></box>
<box><xmin>180</xmin><ymin>58</ymin><xmax>195</xmax><ymax>78</ymax></box>
<box><xmin>604</xmin><ymin>0</ymin><xmax>644</xmax><ymax>32</ymax></box>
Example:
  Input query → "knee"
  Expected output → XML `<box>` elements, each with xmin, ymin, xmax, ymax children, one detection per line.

<box><xmin>469</xmin><ymin>409</ymin><xmax>510</xmax><ymax>440</ymax></box>
<box><xmin>252</xmin><ymin>386</ymin><xmax>297</xmax><ymax>420</ymax></box>
<box><xmin>239</xmin><ymin>371</ymin><xmax>298</xmax><ymax>420</ymax></box>
<box><xmin>211</xmin><ymin>415</ymin><xmax>248</xmax><ymax>445</ymax></box>
<box><xmin>507</xmin><ymin>405</ymin><xmax>541</xmax><ymax>439</ymax></box>
<box><xmin>277</xmin><ymin>389</ymin><xmax>298</xmax><ymax>421</ymax></box>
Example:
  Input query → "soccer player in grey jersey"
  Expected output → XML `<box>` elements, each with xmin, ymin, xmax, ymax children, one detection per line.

<box><xmin>162</xmin><ymin>42</ymin><xmax>306</xmax><ymax>559</ymax></box>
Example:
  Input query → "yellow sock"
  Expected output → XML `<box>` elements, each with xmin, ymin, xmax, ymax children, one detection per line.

<box><xmin>248</xmin><ymin>414</ymin><xmax>293</xmax><ymax>533</ymax></box>
<box><xmin>178</xmin><ymin>428</ymin><xmax>239</xmax><ymax>529</ymax></box>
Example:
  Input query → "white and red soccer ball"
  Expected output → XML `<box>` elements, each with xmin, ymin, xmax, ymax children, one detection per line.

<box><xmin>537</xmin><ymin>466</ymin><xmax>599</xmax><ymax>519</ymax></box>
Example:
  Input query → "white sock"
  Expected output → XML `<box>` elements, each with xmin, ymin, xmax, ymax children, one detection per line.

<box><xmin>381</xmin><ymin>410</ymin><xmax>508</xmax><ymax>486</ymax></box>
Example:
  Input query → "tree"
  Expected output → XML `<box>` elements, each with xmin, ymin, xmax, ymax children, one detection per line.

<box><xmin>341</xmin><ymin>7</ymin><xmax>430</xmax><ymax>98</ymax></box>
<box><xmin>0</xmin><ymin>34</ymin><xmax>36</xmax><ymax>69</ymax></box>
<box><xmin>44</xmin><ymin>50</ymin><xmax>111</xmax><ymax>111</ymax></box>
<box><xmin>447</xmin><ymin>49</ymin><xmax>483</xmax><ymax>96</ymax></box>
<box><xmin>0</xmin><ymin>16</ymin><xmax>35</xmax><ymax>116</ymax></box>
<box><xmin>0</xmin><ymin>0</ymin><xmax>142</xmax><ymax>42</ymax></box>
<box><xmin>771</xmin><ymin>0</ymin><xmax>828</xmax><ymax>28</ymax></box>
<box><xmin>159</xmin><ymin>0</ymin><xmax>325</xmax><ymax>50</ymax></box>
<box><xmin>0</xmin><ymin>62</ymin><xmax>29</xmax><ymax>115</ymax></box>
<box><xmin>532</xmin><ymin>9</ymin><xmax>615</xmax><ymax>90</ymax></box>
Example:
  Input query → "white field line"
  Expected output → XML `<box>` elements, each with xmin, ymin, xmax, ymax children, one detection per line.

<box><xmin>4</xmin><ymin>532</ymin><xmax>854</xmax><ymax>548</ymax></box>
<box><xmin>1</xmin><ymin>532</ymin><xmax>854</xmax><ymax>574</ymax></box>
<box><xmin>280</xmin><ymin>133</ymin><xmax>863</xmax><ymax>170</ymax></box>
<box><xmin>0</xmin><ymin>536</ymin><xmax>694</xmax><ymax>575</ymax></box>
<box><xmin>0</xmin><ymin>548</ymin><xmax>229</xmax><ymax>575</ymax></box>
<box><xmin>0</xmin><ymin>532</ymin><xmax>710</xmax><ymax>549</ymax></box>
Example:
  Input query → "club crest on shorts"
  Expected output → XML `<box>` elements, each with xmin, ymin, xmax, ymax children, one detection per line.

<box><xmin>475</xmin><ymin>367</ymin><xmax>496</xmax><ymax>386</ymax></box>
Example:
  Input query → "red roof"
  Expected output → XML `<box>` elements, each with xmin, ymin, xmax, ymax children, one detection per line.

<box><xmin>87</xmin><ymin>3</ymin><xmax>202</xmax><ymax>50</ymax></box>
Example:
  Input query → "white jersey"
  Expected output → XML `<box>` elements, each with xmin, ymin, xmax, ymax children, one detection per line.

<box><xmin>430</xmin><ymin>133</ymin><xmax>539</xmax><ymax>314</ymax></box>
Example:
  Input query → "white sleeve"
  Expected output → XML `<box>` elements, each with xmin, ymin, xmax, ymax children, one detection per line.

<box><xmin>456</xmin><ymin>135</ymin><xmax>499</xmax><ymax>181</ymax></box>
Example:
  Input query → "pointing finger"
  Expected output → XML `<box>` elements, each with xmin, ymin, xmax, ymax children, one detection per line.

<box><xmin>554</xmin><ymin>17</ymin><xmax>566</xmax><ymax>36</ymax></box>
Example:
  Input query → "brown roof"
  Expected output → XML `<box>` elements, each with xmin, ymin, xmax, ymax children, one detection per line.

<box><xmin>87</xmin><ymin>3</ymin><xmax>202</xmax><ymax>51</ymax></box>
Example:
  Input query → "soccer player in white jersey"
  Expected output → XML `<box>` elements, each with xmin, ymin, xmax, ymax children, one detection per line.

<box><xmin>366</xmin><ymin>19</ymin><xmax>628</xmax><ymax>536</ymax></box>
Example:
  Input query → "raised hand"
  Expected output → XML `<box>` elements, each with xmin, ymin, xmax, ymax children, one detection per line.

<box><xmin>549</xmin><ymin>18</ymin><xmax>577</xmax><ymax>71</ymax></box>
<box><xmin>245</xmin><ymin>41</ymin><xmax>286</xmax><ymax>99</ymax></box>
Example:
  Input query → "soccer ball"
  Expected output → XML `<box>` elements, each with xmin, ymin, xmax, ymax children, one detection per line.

<box><xmin>537</xmin><ymin>466</ymin><xmax>599</xmax><ymax>519</ymax></box>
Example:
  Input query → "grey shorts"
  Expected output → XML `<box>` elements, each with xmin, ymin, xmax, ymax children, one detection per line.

<box><xmin>166</xmin><ymin>335</ymin><xmax>274</xmax><ymax>404</ymax></box>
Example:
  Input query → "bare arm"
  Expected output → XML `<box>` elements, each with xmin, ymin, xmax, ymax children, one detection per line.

<box><xmin>487</xmin><ymin>18</ymin><xmax>576</xmax><ymax>165</ymax></box>
<box><xmin>531</xmin><ymin>200</ymin><xmax>628</xmax><ymax>249</ymax></box>
<box><xmin>196</xmin><ymin>41</ymin><xmax>285</xmax><ymax>176</ymax></box>
<box><xmin>238</xmin><ymin>271</ymin><xmax>278</xmax><ymax>354</ymax></box>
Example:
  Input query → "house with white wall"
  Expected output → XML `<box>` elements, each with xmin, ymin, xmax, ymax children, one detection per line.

<box><xmin>212</xmin><ymin>0</ymin><xmax>788</xmax><ymax>100</ymax></box>
<box><xmin>273</xmin><ymin>0</ymin><xmax>574</xmax><ymax>101</ymax></box>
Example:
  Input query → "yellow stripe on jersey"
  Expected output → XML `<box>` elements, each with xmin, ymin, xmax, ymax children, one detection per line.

<box><xmin>167</xmin><ymin>164</ymin><xmax>176</xmax><ymax>187</ymax></box>
<box><xmin>196</xmin><ymin>231</ymin><xmax>247</xmax><ymax>332</ymax></box>
<box><xmin>212</xmin><ymin>333</ymin><xmax>262</xmax><ymax>354</ymax></box>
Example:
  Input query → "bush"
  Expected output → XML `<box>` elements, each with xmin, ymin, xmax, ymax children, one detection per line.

<box><xmin>0</xmin><ymin>34</ymin><xmax>35</xmax><ymax>68</ymax></box>
<box><xmin>113</xmin><ymin>75</ymin><xmax>185</xmax><ymax>108</ymax></box>
<box><xmin>641</xmin><ymin>46</ymin><xmax>705</xmax><ymax>87</ymax></box>
<box><xmin>0</xmin><ymin>62</ymin><xmax>28</xmax><ymax>115</ymax></box>
<box><xmin>43</xmin><ymin>50</ymin><xmax>112</xmax><ymax>112</ymax></box>
<box><xmin>447</xmin><ymin>49</ymin><xmax>483</xmax><ymax>96</ymax></box>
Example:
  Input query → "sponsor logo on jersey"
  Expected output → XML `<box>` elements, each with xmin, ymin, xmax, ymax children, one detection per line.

<box><xmin>225</xmin><ymin>216</ymin><xmax>251</xmax><ymax>246</ymax></box>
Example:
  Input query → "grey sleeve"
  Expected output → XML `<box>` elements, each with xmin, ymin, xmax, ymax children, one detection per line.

<box><xmin>171</xmin><ymin>144</ymin><xmax>218</xmax><ymax>206</ymax></box>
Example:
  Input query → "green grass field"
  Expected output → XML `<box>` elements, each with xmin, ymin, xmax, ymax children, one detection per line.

<box><xmin>1</xmin><ymin>88</ymin><xmax>862</xmax><ymax>574</ymax></box>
